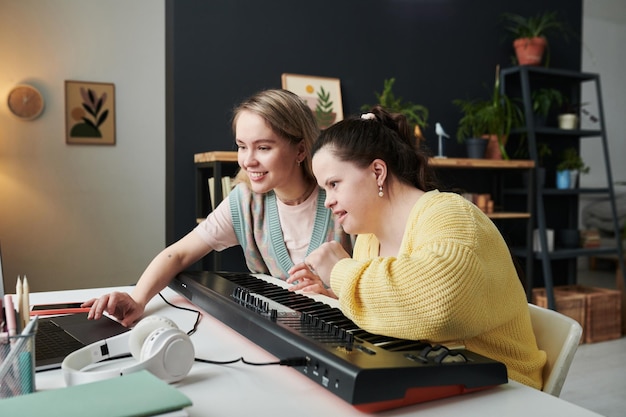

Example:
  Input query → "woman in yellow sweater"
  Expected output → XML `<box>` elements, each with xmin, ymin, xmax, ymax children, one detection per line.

<box><xmin>287</xmin><ymin>106</ymin><xmax>546</xmax><ymax>390</ymax></box>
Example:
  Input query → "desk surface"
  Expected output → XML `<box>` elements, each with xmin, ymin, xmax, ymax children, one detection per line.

<box><xmin>31</xmin><ymin>284</ymin><xmax>603</xmax><ymax>417</ymax></box>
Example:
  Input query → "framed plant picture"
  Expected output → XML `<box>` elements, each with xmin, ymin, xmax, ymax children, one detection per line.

<box><xmin>281</xmin><ymin>73</ymin><xmax>343</xmax><ymax>129</ymax></box>
<box><xmin>65</xmin><ymin>80</ymin><xmax>116</xmax><ymax>145</ymax></box>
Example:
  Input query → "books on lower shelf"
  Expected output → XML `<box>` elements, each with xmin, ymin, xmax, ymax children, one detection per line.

<box><xmin>222</xmin><ymin>176</ymin><xmax>232</xmax><ymax>198</ymax></box>
<box><xmin>208</xmin><ymin>177</ymin><xmax>215</xmax><ymax>210</ymax></box>
<box><xmin>0</xmin><ymin>370</ymin><xmax>192</xmax><ymax>417</ymax></box>
<box><xmin>461</xmin><ymin>192</ymin><xmax>494</xmax><ymax>214</ymax></box>
<box><xmin>580</xmin><ymin>228</ymin><xmax>601</xmax><ymax>248</ymax></box>
<box><xmin>208</xmin><ymin>176</ymin><xmax>233</xmax><ymax>210</ymax></box>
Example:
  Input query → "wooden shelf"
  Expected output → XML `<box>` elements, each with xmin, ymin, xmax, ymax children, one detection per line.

<box><xmin>428</xmin><ymin>157</ymin><xmax>534</xmax><ymax>169</ymax></box>
<box><xmin>192</xmin><ymin>153</ymin><xmax>533</xmax><ymax>221</ymax></box>
<box><xmin>193</xmin><ymin>153</ymin><xmax>535</xmax><ymax>170</ymax></box>
<box><xmin>487</xmin><ymin>212</ymin><xmax>531</xmax><ymax>220</ymax></box>
<box><xmin>194</xmin><ymin>151</ymin><xmax>237</xmax><ymax>163</ymax></box>
<box><xmin>430</xmin><ymin>158</ymin><xmax>533</xmax><ymax>220</ymax></box>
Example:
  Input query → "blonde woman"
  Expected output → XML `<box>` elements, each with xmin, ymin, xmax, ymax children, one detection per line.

<box><xmin>84</xmin><ymin>89</ymin><xmax>352</xmax><ymax>326</ymax></box>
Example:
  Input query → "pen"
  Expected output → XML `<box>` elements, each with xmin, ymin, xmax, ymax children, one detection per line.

<box><xmin>4</xmin><ymin>294</ymin><xmax>17</xmax><ymax>337</ymax></box>
<box><xmin>15</xmin><ymin>276</ymin><xmax>22</xmax><ymax>328</ymax></box>
<box><xmin>22</xmin><ymin>276</ymin><xmax>30</xmax><ymax>329</ymax></box>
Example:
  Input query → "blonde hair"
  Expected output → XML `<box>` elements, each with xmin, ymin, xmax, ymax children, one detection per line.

<box><xmin>232</xmin><ymin>89</ymin><xmax>319</xmax><ymax>184</ymax></box>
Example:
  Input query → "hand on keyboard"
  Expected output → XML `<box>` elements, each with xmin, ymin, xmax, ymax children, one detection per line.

<box><xmin>82</xmin><ymin>291</ymin><xmax>143</xmax><ymax>327</ymax></box>
<box><xmin>287</xmin><ymin>262</ymin><xmax>337</xmax><ymax>298</ymax></box>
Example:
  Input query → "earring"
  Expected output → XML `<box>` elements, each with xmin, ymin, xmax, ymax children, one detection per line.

<box><xmin>297</xmin><ymin>159</ymin><xmax>301</xmax><ymax>167</ymax></box>
<box><xmin>378</xmin><ymin>185</ymin><xmax>384</xmax><ymax>197</ymax></box>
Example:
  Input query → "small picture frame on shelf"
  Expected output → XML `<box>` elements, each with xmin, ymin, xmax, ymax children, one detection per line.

<box><xmin>281</xmin><ymin>73</ymin><xmax>343</xmax><ymax>129</ymax></box>
<box><xmin>65</xmin><ymin>80</ymin><xmax>116</xmax><ymax>145</ymax></box>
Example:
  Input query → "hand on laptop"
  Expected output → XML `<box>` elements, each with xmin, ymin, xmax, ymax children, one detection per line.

<box><xmin>82</xmin><ymin>291</ymin><xmax>144</xmax><ymax>327</ymax></box>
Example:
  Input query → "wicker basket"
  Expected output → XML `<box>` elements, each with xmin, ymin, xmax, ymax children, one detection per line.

<box><xmin>616</xmin><ymin>265</ymin><xmax>626</xmax><ymax>335</ymax></box>
<box><xmin>532</xmin><ymin>285</ymin><xmax>622</xmax><ymax>344</ymax></box>
<box><xmin>556</xmin><ymin>285</ymin><xmax>621</xmax><ymax>343</ymax></box>
<box><xmin>532</xmin><ymin>287</ymin><xmax>586</xmax><ymax>343</ymax></box>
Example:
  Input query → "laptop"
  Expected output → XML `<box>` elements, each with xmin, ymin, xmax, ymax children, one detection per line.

<box><xmin>35</xmin><ymin>313</ymin><xmax>130</xmax><ymax>371</ymax></box>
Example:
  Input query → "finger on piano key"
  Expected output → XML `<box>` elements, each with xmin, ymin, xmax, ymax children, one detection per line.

<box><xmin>252</xmin><ymin>273</ymin><xmax>340</xmax><ymax>308</ymax></box>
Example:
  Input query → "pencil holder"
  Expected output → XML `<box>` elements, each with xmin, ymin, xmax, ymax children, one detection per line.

<box><xmin>0</xmin><ymin>320</ymin><xmax>37</xmax><ymax>398</ymax></box>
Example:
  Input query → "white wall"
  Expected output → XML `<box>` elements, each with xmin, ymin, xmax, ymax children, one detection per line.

<box><xmin>579</xmin><ymin>0</ymin><xmax>626</xmax><ymax>231</ymax></box>
<box><xmin>0</xmin><ymin>0</ymin><xmax>165</xmax><ymax>292</ymax></box>
<box><xmin>581</xmin><ymin>0</ymin><xmax>626</xmax><ymax>187</ymax></box>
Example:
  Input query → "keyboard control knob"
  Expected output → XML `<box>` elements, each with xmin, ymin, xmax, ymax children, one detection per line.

<box><xmin>435</xmin><ymin>350</ymin><xmax>468</xmax><ymax>364</ymax></box>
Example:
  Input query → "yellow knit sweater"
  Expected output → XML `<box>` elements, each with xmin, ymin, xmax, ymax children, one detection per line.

<box><xmin>331</xmin><ymin>190</ymin><xmax>546</xmax><ymax>389</ymax></box>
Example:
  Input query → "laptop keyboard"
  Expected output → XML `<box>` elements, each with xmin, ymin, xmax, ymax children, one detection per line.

<box><xmin>35</xmin><ymin>319</ymin><xmax>85</xmax><ymax>362</ymax></box>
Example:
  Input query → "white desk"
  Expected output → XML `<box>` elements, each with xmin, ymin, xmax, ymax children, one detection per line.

<box><xmin>31</xmin><ymin>284</ymin><xmax>604</xmax><ymax>417</ymax></box>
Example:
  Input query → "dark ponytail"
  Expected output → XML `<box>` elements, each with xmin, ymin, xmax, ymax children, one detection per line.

<box><xmin>312</xmin><ymin>105</ymin><xmax>439</xmax><ymax>191</ymax></box>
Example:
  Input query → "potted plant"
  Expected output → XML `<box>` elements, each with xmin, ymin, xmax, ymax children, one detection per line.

<box><xmin>452</xmin><ymin>99</ymin><xmax>490</xmax><ymax>158</ymax></box>
<box><xmin>501</xmin><ymin>11</ymin><xmax>570</xmax><ymax>66</ymax></box>
<box><xmin>531</xmin><ymin>87</ymin><xmax>564</xmax><ymax>126</ymax></box>
<box><xmin>556</xmin><ymin>147</ymin><xmax>589</xmax><ymax>189</ymax></box>
<box><xmin>557</xmin><ymin>98</ymin><xmax>581</xmax><ymax>129</ymax></box>
<box><xmin>553</xmin><ymin>146</ymin><xmax>588</xmax><ymax>247</ymax></box>
<box><xmin>453</xmin><ymin>65</ymin><xmax>522</xmax><ymax>159</ymax></box>
<box><xmin>558</xmin><ymin>112</ymin><xmax>578</xmax><ymax>130</ymax></box>
<box><xmin>362</xmin><ymin>78</ymin><xmax>429</xmax><ymax>143</ymax></box>
<box><xmin>557</xmin><ymin>99</ymin><xmax>601</xmax><ymax>130</ymax></box>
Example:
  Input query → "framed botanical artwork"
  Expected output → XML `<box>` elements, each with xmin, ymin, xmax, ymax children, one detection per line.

<box><xmin>281</xmin><ymin>73</ymin><xmax>343</xmax><ymax>129</ymax></box>
<box><xmin>65</xmin><ymin>80</ymin><xmax>116</xmax><ymax>145</ymax></box>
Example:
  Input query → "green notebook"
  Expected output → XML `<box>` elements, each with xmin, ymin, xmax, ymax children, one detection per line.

<box><xmin>0</xmin><ymin>370</ymin><xmax>193</xmax><ymax>417</ymax></box>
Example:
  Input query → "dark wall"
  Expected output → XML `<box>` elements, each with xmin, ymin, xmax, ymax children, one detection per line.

<box><xmin>166</xmin><ymin>0</ymin><xmax>582</xmax><ymax>245</ymax></box>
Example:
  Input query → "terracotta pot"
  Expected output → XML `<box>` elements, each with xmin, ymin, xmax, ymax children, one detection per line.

<box><xmin>513</xmin><ymin>37</ymin><xmax>547</xmax><ymax>66</ymax></box>
<box><xmin>483</xmin><ymin>134</ymin><xmax>507</xmax><ymax>159</ymax></box>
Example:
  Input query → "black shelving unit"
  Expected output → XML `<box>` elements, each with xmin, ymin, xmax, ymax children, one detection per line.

<box><xmin>193</xmin><ymin>151</ymin><xmax>242</xmax><ymax>271</ymax></box>
<box><xmin>501</xmin><ymin>66</ymin><xmax>626</xmax><ymax>310</ymax></box>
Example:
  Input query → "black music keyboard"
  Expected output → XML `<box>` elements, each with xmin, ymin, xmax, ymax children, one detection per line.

<box><xmin>169</xmin><ymin>271</ymin><xmax>508</xmax><ymax>412</ymax></box>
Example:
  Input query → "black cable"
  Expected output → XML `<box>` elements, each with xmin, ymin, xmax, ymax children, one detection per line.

<box><xmin>157</xmin><ymin>293</ymin><xmax>308</xmax><ymax>368</ymax></box>
<box><xmin>194</xmin><ymin>357</ymin><xmax>308</xmax><ymax>367</ymax></box>
<box><xmin>158</xmin><ymin>292</ymin><xmax>202</xmax><ymax>336</ymax></box>
<box><xmin>194</xmin><ymin>357</ymin><xmax>243</xmax><ymax>365</ymax></box>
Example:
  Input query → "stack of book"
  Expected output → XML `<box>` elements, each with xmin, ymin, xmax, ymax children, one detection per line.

<box><xmin>208</xmin><ymin>176</ymin><xmax>233</xmax><ymax>210</ymax></box>
<box><xmin>580</xmin><ymin>228</ymin><xmax>601</xmax><ymax>248</ymax></box>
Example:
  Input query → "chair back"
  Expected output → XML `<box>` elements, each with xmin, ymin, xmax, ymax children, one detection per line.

<box><xmin>528</xmin><ymin>303</ymin><xmax>583</xmax><ymax>396</ymax></box>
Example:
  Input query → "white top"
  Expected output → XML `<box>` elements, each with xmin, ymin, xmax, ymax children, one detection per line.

<box><xmin>194</xmin><ymin>188</ymin><xmax>318</xmax><ymax>263</ymax></box>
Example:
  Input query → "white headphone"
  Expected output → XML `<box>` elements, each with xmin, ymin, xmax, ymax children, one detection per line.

<box><xmin>62</xmin><ymin>316</ymin><xmax>195</xmax><ymax>386</ymax></box>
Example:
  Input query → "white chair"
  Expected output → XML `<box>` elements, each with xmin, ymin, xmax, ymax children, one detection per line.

<box><xmin>528</xmin><ymin>303</ymin><xmax>583</xmax><ymax>396</ymax></box>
